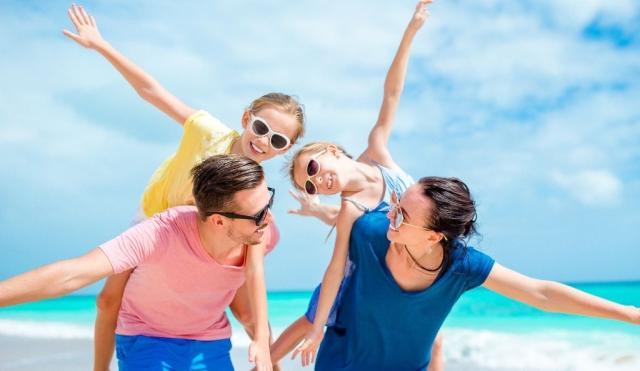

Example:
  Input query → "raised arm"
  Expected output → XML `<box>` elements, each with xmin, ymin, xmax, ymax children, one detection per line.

<box><xmin>292</xmin><ymin>201</ymin><xmax>360</xmax><ymax>366</ymax></box>
<box><xmin>63</xmin><ymin>4</ymin><xmax>195</xmax><ymax>124</ymax></box>
<box><xmin>244</xmin><ymin>243</ymin><xmax>273</xmax><ymax>371</ymax></box>
<box><xmin>0</xmin><ymin>248</ymin><xmax>113</xmax><ymax>307</ymax></box>
<box><xmin>483</xmin><ymin>263</ymin><xmax>640</xmax><ymax>325</ymax></box>
<box><xmin>362</xmin><ymin>0</ymin><xmax>432</xmax><ymax>167</ymax></box>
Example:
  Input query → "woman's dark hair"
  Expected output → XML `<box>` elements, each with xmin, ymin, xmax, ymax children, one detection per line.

<box><xmin>191</xmin><ymin>154</ymin><xmax>265</xmax><ymax>220</ymax></box>
<box><xmin>418</xmin><ymin>176</ymin><xmax>478</xmax><ymax>271</ymax></box>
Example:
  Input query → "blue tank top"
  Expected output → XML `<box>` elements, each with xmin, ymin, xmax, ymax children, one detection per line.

<box><xmin>315</xmin><ymin>206</ymin><xmax>495</xmax><ymax>371</ymax></box>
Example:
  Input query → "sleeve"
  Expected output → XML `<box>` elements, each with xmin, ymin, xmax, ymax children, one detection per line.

<box><xmin>180</xmin><ymin>110</ymin><xmax>234</xmax><ymax>155</ymax></box>
<box><xmin>463</xmin><ymin>247</ymin><xmax>496</xmax><ymax>291</ymax></box>
<box><xmin>99</xmin><ymin>213</ymin><xmax>171</xmax><ymax>273</ymax></box>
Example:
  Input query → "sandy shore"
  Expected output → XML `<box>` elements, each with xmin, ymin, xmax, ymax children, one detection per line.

<box><xmin>0</xmin><ymin>335</ymin><xmax>483</xmax><ymax>371</ymax></box>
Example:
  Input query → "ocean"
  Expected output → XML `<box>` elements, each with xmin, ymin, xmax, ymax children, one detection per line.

<box><xmin>1</xmin><ymin>281</ymin><xmax>639</xmax><ymax>370</ymax></box>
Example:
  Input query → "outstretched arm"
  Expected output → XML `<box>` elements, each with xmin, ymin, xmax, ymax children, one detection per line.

<box><xmin>362</xmin><ymin>0</ymin><xmax>432</xmax><ymax>167</ymax></box>
<box><xmin>0</xmin><ymin>248</ymin><xmax>113</xmax><ymax>307</ymax></box>
<box><xmin>63</xmin><ymin>4</ymin><xmax>195</xmax><ymax>124</ymax></box>
<box><xmin>245</xmin><ymin>244</ymin><xmax>273</xmax><ymax>371</ymax></box>
<box><xmin>483</xmin><ymin>263</ymin><xmax>640</xmax><ymax>324</ymax></box>
<box><xmin>292</xmin><ymin>201</ymin><xmax>360</xmax><ymax>366</ymax></box>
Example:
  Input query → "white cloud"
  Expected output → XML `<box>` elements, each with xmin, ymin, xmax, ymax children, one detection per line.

<box><xmin>551</xmin><ymin>169</ymin><xmax>622</xmax><ymax>206</ymax></box>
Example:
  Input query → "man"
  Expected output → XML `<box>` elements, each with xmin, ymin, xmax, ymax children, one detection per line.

<box><xmin>0</xmin><ymin>154</ymin><xmax>275</xmax><ymax>371</ymax></box>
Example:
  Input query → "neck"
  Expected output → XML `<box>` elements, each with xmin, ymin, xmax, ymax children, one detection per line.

<box><xmin>341</xmin><ymin>161</ymin><xmax>380</xmax><ymax>195</ymax></box>
<box><xmin>196</xmin><ymin>218</ymin><xmax>244</xmax><ymax>262</ymax></box>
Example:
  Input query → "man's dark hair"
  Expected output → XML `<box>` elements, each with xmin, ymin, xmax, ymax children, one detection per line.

<box><xmin>191</xmin><ymin>154</ymin><xmax>265</xmax><ymax>220</ymax></box>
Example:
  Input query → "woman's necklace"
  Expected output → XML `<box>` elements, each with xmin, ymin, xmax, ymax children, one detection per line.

<box><xmin>402</xmin><ymin>244</ymin><xmax>444</xmax><ymax>274</ymax></box>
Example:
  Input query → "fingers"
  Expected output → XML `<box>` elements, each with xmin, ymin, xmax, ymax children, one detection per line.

<box><xmin>288</xmin><ymin>209</ymin><xmax>301</xmax><ymax>215</ymax></box>
<box><xmin>71</xmin><ymin>4</ymin><xmax>86</xmax><ymax>26</ymax></box>
<box><xmin>89</xmin><ymin>15</ymin><xmax>97</xmax><ymax>27</ymax></box>
<box><xmin>67</xmin><ymin>6</ymin><xmax>82</xmax><ymax>29</ymax></box>
<box><xmin>289</xmin><ymin>189</ymin><xmax>302</xmax><ymax>202</ymax></box>
<box><xmin>79</xmin><ymin>6</ymin><xmax>91</xmax><ymax>25</ymax></box>
<box><xmin>62</xmin><ymin>29</ymin><xmax>80</xmax><ymax>42</ymax></box>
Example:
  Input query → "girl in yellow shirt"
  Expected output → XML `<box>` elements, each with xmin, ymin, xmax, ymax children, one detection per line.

<box><xmin>64</xmin><ymin>5</ymin><xmax>314</xmax><ymax>370</ymax></box>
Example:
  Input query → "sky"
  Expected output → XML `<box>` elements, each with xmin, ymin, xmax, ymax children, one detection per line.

<box><xmin>0</xmin><ymin>0</ymin><xmax>639</xmax><ymax>292</ymax></box>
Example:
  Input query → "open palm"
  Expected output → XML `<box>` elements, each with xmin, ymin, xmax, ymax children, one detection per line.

<box><xmin>63</xmin><ymin>4</ymin><xmax>104</xmax><ymax>49</ymax></box>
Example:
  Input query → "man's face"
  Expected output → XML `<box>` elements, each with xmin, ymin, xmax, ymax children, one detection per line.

<box><xmin>225</xmin><ymin>180</ymin><xmax>273</xmax><ymax>246</ymax></box>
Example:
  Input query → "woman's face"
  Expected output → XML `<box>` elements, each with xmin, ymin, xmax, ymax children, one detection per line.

<box><xmin>386</xmin><ymin>184</ymin><xmax>433</xmax><ymax>246</ymax></box>
<box><xmin>239</xmin><ymin>106</ymin><xmax>299</xmax><ymax>163</ymax></box>
<box><xmin>292</xmin><ymin>147</ymin><xmax>344</xmax><ymax>196</ymax></box>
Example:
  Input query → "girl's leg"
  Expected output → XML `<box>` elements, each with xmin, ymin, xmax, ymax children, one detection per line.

<box><xmin>427</xmin><ymin>332</ymin><xmax>444</xmax><ymax>371</ymax></box>
<box><xmin>94</xmin><ymin>270</ymin><xmax>132</xmax><ymax>371</ymax></box>
<box><xmin>270</xmin><ymin>315</ymin><xmax>313</xmax><ymax>364</ymax></box>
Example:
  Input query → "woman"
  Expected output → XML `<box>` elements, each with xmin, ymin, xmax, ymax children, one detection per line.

<box><xmin>314</xmin><ymin>177</ymin><xmax>640</xmax><ymax>370</ymax></box>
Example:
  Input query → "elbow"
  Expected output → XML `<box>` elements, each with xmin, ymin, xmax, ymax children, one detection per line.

<box><xmin>531</xmin><ymin>280</ymin><xmax>558</xmax><ymax>312</ymax></box>
<box><xmin>135</xmin><ymin>84</ymin><xmax>160</xmax><ymax>103</ymax></box>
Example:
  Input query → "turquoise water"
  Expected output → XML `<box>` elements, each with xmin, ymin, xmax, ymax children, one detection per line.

<box><xmin>1</xmin><ymin>282</ymin><xmax>638</xmax><ymax>370</ymax></box>
<box><xmin>1</xmin><ymin>281</ymin><xmax>638</xmax><ymax>333</ymax></box>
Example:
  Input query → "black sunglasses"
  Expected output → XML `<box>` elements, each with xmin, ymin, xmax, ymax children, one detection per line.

<box><xmin>211</xmin><ymin>187</ymin><xmax>275</xmax><ymax>226</ymax></box>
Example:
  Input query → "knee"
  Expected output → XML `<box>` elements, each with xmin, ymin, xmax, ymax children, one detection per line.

<box><xmin>96</xmin><ymin>289</ymin><xmax>122</xmax><ymax>312</ymax></box>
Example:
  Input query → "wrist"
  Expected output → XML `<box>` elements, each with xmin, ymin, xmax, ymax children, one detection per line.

<box><xmin>92</xmin><ymin>39</ymin><xmax>111</xmax><ymax>53</ymax></box>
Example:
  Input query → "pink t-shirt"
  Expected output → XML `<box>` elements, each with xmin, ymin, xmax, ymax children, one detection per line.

<box><xmin>99</xmin><ymin>206</ymin><xmax>279</xmax><ymax>340</ymax></box>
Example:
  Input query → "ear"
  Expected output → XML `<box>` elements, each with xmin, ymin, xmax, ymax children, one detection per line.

<box><xmin>205</xmin><ymin>214</ymin><xmax>226</xmax><ymax>228</ymax></box>
<box><xmin>426</xmin><ymin>230</ymin><xmax>444</xmax><ymax>246</ymax></box>
<box><xmin>241</xmin><ymin>110</ymin><xmax>251</xmax><ymax>130</ymax></box>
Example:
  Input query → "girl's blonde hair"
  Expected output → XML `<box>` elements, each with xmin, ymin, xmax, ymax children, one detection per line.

<box><xmin>287</xmin><ymin>141</ymin><xmax>353</xmax><ymax>190</ymax></box>
<box><xmin>248</xmin><ymin>93</ymin><xmax>306</xmax><ymax>144</ymax></box>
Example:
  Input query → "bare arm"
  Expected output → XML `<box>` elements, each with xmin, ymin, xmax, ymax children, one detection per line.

<box><xmin>0</xmin><ymin>248</ymin><xmax>114</xmax><ymax>307</ymax></box>
<box><xmin>483</xmin><ymin>263</ymin><xmax>640</xmax><ymax>325</ymax></box>
<box><xmin>245</xmin><ymin>244</ymin><xmax>273</xmax><ymax>371</ymax></box>
<box><xmin>288</xmin><ymin>189</ymin><xmax>340</xmax><ymax>226</ymax></box>
<box><xmin>63</xmin><ymin>4</ymin><xmax>195</xmax><ymax>124</ymax></box>
<box><xmin>362</xmin><ymin>0</ymin><xmax>432</xmax><ymax>167</ymax></box>
<box><xmin>293</xmin><ymin>201</ymin><xmax>360</xmax><ymax>366</ymax></box>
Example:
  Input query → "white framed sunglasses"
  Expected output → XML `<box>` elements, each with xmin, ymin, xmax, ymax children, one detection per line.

<box><xmin>303</xmin><ymin>149</ymin><xmax>328</xmax><ymax>195</ymax></box>
<box><xmin>390</xmin><ymin>191</ymin><xmax>442</xmax><ymax>234</ymax></box>
<box><xmin>249</xmin><ymin>115</ymin><xmax>291</xmax><ymax>150</ymax></box>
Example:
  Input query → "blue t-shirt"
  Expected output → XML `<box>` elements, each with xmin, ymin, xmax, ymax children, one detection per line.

<box><xmin>315</xmin><ymin>205</ymin><xmax>495</xmax><ymax>371</ymax></box>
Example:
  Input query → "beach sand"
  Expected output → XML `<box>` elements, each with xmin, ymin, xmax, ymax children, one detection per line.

<box><xmin>0</xmin><ymin>335</ymin><xmax>482</xmax><ymax>371</ymax></box>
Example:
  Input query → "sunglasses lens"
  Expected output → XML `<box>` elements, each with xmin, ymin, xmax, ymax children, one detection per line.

<box><xmin>307</xmin><ymin>159</ymin><xmax>320</xmax><ymax>177</ymax></box>
<box><xmin>305</xmin><ymin>180</ymin><xmax>317</xmax><ymax>195</ymax></box>
<box><xmin>270</xmin><ymin>134</ymin><xmax>288</xmax><ymax>149</ymax></box>
<box><xmin>252</xmin><ymin>119</ymin><xmax>269</xmax><ymax>136</ymax></box>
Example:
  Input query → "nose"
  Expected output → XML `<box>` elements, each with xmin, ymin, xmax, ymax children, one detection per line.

<box><xmin>256</xmin><ymin>135</ymin><xmax>269</xmax><ymax>148</ymax></box>
<box><xmin>315</xmin><ymin>175</ymin><xmax>323</xmax><ymax>184</ymax></box>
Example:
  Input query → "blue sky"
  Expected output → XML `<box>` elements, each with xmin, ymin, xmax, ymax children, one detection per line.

<box><xmin>0</xmin><ymin>0</ymin><xmax>639</xmax><ymax>291</ymax></box>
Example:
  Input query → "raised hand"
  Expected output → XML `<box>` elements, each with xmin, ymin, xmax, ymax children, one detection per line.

<box><xmin>409</xmin><ymin>0</ymin><xmax>433</xmax><ymax>30</ymax></box>
<box><xmin>288</xmin><ymin>189</ymin><xmax>321</xmax><ymax>217</ymax></box>
<box><xmin>63</xmin><ymin>4</ymin><xmax>105</xmax><ymax>49</ymax></box>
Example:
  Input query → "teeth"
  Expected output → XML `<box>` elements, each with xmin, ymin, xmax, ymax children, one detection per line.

<box><xmin>250</xmin><ymin>142</ymin><xmax>264</xmax><ymax>154</ymax></box>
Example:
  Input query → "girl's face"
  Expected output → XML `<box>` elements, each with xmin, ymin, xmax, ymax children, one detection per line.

<box><xmin>239</xmin><ymin>106</ymin><xmax>299</xmax><ymax>163</ymax></box>
<box><xmin>293</xmin><ymin>147</ymin><xmax>344</xmax><ymax>196</ymax></box>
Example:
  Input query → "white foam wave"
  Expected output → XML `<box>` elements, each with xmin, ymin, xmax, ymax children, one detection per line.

<box><xmin>443</xmin><ymin>328</ymin><xmax>640</xmax><ymax>371</ymax></box>
<box><xmin>0</xmin><ymin>319</ymin><xmax>93</xmax><ymax>339</ymax></box>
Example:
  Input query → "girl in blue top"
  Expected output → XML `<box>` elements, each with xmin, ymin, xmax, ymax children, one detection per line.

<box><xmin>272</xmin><ymin>1</ymin><xmax>445</xmax><ymax>368</ymax></box>
<box><xmin>315</xmin><ymin>177</ymin><xmax>640</xmax><ymax>370</ymax></box>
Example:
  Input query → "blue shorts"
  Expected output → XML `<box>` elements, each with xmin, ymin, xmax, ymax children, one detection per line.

<box><xmin>305</xmin><ymin>260</ymin><xmax>354</xmax><ymax>326</ymax></box>
<box><xmin>115</xmin><ymin>334</ymin><xmax>233</xmax><ymax>371</ymax></box>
